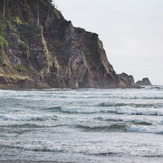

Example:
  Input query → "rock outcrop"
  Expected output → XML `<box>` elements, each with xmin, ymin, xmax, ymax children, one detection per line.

<box><xmin>136</xmin><ymin>78</ymin><xmax>152</xmax><ymax>86</ymax></box>
<box><xmin>118</xmin><ymin>73</ymin><xmax>135</xmax><ymax>88</ymax></box>
<box><xmin>0</xmin><ymin>0</ymin><xmax>136</xmax><ymax>89</ymax></box>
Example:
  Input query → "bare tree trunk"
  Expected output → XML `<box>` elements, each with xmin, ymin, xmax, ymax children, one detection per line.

<box><xmin>37</xmin><ymin>0</ymin><xmax>39</xmax><ymax>27</ymax></box>
<box><xmin>18</xmin><ymin>0</ymin><xmax>20</xmax><ymax>16</ymax></box>
<box><xmin>3</xmin><ymin>0</ymin><xmax>6</xmax><ymax>18</ymax></box>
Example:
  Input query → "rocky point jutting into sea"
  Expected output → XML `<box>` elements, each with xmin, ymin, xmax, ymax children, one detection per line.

<box><xmin>0</xmin><ymin>0</ymin><xmax>150</xmax><ymax>89</ymax></box>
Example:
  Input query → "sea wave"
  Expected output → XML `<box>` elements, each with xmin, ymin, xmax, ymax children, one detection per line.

<box><xmin>0</xmin><ymin>114</ymin><xmax>58</xmax><ymax>122</ymax></box>
<box><xmin>1</xmin><ymin>88</ymin><xmax>163</xmax><ymax>161</ymax></box>
<box><xmin>75</xmin><ymin>123</ymin><xmax>127</xmax><ymax>132</ymax></box>
<box><xmin>127</xmin><ymin>125</ymin><xmax>163</xmax><ymax>134</ymax></box>
<box><xmin>98</xmin><ymin>102</ymin><xmax>163</xmax><ymax>108</ymax></box>
<box><xmin>45</xmin><ymin>106</ymin><xmax>163</xmax><ymax>116</ymax></box>
<box><xmin>95</xmin><ymin>116</ymin><xmax>157</xmax><ymax>126</ymax></box>
<box><xmin>74</xmin><ymin>123</ymin><xmax>163</xmax><ymax>134</ymax></box>
<box><xmin>1</xmin><ymin>140</ymin><xmax>163</xmax><ymax>158</ymax></box>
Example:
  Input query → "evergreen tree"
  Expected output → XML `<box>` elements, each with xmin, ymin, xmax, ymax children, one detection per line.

<box><xmin>0</xmin><ymin>0</ymin><xmax>54</xmax><ymax>24</ymax></box>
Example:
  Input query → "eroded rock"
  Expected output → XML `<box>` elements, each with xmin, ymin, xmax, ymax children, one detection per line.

<box><xmin>118</xmin><ymin>73</ymin><xmax>135</xmax><ymax>87</ymax></box>
<box><xmin>136</xmin><ymin>78</ymin><xmax>152</xmax><ymax>86</ymax></box>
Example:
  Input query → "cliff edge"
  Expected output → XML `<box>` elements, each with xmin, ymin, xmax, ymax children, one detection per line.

<box><xmin>0</xmin><ymin>0</ymin><xmax>134</xmax><ymax>89</ymax></box>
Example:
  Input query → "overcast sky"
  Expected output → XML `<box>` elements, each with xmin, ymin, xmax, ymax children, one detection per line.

<box><xmin>54</xmin><ymin>0</ymin><xmax>163</xmax><ymax>85</ymax></box>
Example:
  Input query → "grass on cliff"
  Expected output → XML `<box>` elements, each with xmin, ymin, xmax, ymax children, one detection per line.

<box><xmin>17</xmin><ymin>64</ymin><xmax>28</xmax><ymax>73</ymax></box>
<box><xmin>0</xmin><ymin>36</ymin><xmax>8</xmax><ymax>47</ymax></box>
<box><xmin>0</xmin><ymin>19</ymin><xmax>29</xmax><ymax>63</ymax></box>
<box><xmin>54</xmin><ymin>9</ymin><xmax>62</xmax><ymax>19</ymax></box>
<box><xmin>0</xmin><ymin>20</ymin><xmax>10</xmax><ymax>47</ymax></box>
<box><xmin>0</xmin><ymin>24</ymin><xmax>9</xmax><ymax>64</ymax></box>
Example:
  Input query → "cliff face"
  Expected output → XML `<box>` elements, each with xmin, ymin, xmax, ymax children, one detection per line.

<box><xmin>0</xmin><ymin>0</ymin><xmax>133</xmax><ymax>89</ymax></box>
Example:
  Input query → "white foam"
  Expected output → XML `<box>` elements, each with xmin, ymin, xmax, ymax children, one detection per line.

<box><xmin>109</xmin><ymin>106</ymin><xmax>163</xmax><ymax>116</ymax></box>
<box><xmin>1</xmin><ymin>133</ymin><xmax>163</xmax><ymax>158</ymax></box>
<box><xmin>127</xmin><ymin>125</ymin><xmax>163</xmax><ymax>134</ymax></box>
<box><xmin>96</xmin><ymin>114</ymin><xmax>162</xmax><ymax>126</ymax></box>
<box><xmin>1</xmin><ymin>87</ymin><xmax>163</xmax><ymax>161</ymax></box>
<box><xmin>0</xmin><ymin>113</ymin><xmax>57</xmax><ymax>121</ymax></box>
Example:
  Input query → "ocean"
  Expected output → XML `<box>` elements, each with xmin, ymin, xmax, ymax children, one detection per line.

<box><xmin>0</xmin><ymin>86</ymin><xmax>163</xmax><ymax>163</ymax></box>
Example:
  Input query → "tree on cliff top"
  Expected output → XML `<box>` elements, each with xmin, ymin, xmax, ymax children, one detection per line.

<box><xmin>0</xmin><ymin>0</ymin><xmax>54</xmax><ymax>25</ymax></box>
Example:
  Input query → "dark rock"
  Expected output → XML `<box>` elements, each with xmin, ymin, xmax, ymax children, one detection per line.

<box><xmin>17</xmin><ymin>79</ymin><xmax>37</xmax><ymax>89</ymax></box>
<box><xmin>0</xmin><ymin>76</ymin><xmax>7</xmax><ymax>85</ymax></box>
<box><xmin>118</xmin><ymin>73</ymin><xmax>135</xmax><ymax>87</ymax></box>
<box><xmin>136</xmin><ymin>78</ymin><xmax>152</xmax><ymax>86</ymax></box>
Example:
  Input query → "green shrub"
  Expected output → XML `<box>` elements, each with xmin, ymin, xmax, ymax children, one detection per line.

<box><xmin>13</xmin><ymin>17</ymin><xmax>22</xmax><ymax>24</ymax></box>
<box><xmin>0</xmin><ymin>47</ymin><xmax>7</xmax><ymax>64</ymax></box>
<box><xmin>17</xmin><ymin>64</ymin><xmax>28</xmax><ymax>73</ymax></box>
<box><xmin>54</xmin><ymin>9</ymin><xmax>62</xmax><ymax>19</ymax></box>
<box><xmin>0</xmin><ymin>36</ymin><xmax>8</xmax><ymax>64</ymax></box>
<box><xmin>0</xmin><ymin>36</ymin><xmax>8</xmax><ymax>47</ymax></box>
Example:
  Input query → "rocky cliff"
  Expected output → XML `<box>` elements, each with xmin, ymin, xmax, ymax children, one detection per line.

<box><xmin>0</xmin><ymin>0</ymin><xmax>134</xmax><ymax>89</ymax></box>
<box><xmin>136</xmin><ymin>78</ymin><xmax>152</xmax><ymax>86</ymax></box>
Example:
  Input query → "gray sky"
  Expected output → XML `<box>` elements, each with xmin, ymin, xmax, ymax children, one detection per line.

<box><xmin>54</xmin><ymin>0</ymin><xmax>163</xmax><ymax>85</ymax></box>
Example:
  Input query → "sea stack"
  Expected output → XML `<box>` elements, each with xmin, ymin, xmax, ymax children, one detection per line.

<box><xmin>136</xmin><ymin>78</ymin><xmax>152</xmax><ymax>86</ymax></box>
